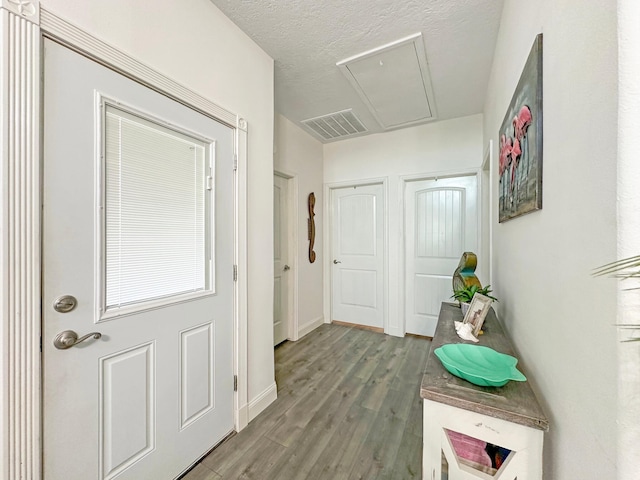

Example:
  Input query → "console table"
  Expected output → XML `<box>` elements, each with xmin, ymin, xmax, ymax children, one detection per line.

<box><xmin>421</xmin><ymin>303</ymin><xmax>549</xmax><ymax>479</ymax></box>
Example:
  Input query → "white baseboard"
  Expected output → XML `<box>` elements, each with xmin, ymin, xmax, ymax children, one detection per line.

<box><xmin>298</xmin><ymin>316</ymin><xmax>324</xmax><ymax>339</ymax></box>
<box><xmin>247</xmin><ymin>382</ymin><xmax>277</xmax><ymax>422</ymax></box>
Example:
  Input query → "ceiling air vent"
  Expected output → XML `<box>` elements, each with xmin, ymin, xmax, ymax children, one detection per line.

<box><xmin>301</xmin><ymin>109</ymin><xmax>367</xmax><ymax>141</ymax></box>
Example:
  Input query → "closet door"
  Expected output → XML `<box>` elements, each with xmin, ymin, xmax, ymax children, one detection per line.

<box><xmin>331</xmin><ymin>184</ymin><xmax>384</xmax><ymax>329</ymax></box>
<box><xmin>405</xmin><ymin>175</ymin><xmax>478</xmax><ymax>336</ymax></box>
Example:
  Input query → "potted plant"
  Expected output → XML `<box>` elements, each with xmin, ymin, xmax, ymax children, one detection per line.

<box><xmin>451</xmin><ymin>285</ymin><xmax>498</xmax><ymax>315</ymax></box>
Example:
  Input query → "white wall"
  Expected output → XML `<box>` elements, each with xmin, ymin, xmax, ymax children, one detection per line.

<box><xmin>617</xmin><ymin>0</ymin><xmax>640</xmax><ymax>476</ymax></box>
<box><xmin>483</xmin><ymin>0</ymin><xmax>617</xmax><ymax>478</ymax></box>
<box><xmin>274</xmin><ymin>114</ymin><xmax>325</xmax><ymax>337</ymax></box>
<box><xmin>43</xmin><ymin>0</ymin><xmax>276</xmax><ymax>415</ymax></box>
<box><xmin>324</xmin><ymin>115</ymin><xmax>483</xmax><ymax>181</ymax></box>
<box><xmin>324</xmin><ymin>115</ymin><xmax>484</xmax><ymax>336</ymax></box>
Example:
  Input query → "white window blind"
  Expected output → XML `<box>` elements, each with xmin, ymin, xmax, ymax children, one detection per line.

<box><xmin>104</xmin><ymin>106</ymin><xmax>212</xmax><ymax>311</ymax></box>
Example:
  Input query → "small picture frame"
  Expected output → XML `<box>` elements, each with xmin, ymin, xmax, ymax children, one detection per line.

<box><xmin>462</xmin><ymin>293</ymin><xmax>493</xmax><ymax>336</ymax></box>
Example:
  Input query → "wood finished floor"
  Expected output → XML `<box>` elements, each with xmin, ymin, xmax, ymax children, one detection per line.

<box><xmin>183</xmin><ymin>323</ymin><xmax>430</xmax><ymax>480</ymax></box>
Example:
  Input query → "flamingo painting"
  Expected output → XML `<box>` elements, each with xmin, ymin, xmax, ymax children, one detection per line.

<box><xmin>498</xmin><ymin>34</ymin><xmax>543</xmax><ymax>222</ymax></box>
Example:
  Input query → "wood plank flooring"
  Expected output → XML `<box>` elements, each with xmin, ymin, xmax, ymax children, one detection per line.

<box><xmin>182</xmin><ymin>323</ymin><xmax>431</xmax><ymax>480</ymax></box>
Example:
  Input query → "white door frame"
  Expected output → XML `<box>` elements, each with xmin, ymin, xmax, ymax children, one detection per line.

<box><xmin>481</xmin><ymin>140</ymin><xmax>494</xmax><ymax>287</ymax></box>
<box><xmin>399</xmin><ymin>168</ymin><xmax>482</xmax><ymax>336</ymax></box>
<box><xmin>0</xmin><ymin>4</ymin><xmax>249</xmax><ymax>478</ymax></box>
<box><xmin>273</xmin><ymin>170</ymin><xmax>299</xmax><ymax>341</ymax></box>
<box><xmin>323</xmin><ymin>177</ymin><xmax>389</xmax><ymax>333</ymax></box>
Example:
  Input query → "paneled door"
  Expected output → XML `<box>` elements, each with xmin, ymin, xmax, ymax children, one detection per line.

<box><xmin>273</xmin><ymin>174</ymin><xmax>290</xmax><ymax>345</ymax></box>
<box><xmin>405</xmin><ymin>175</ymin><xmax>478</xmax><ymax>336</ymax></box>
<box><xmin>42</xmin><ymin>40</ymin><xmax>234</xmax><ymax>479</ymax></box>
<box><xmin>331</xmin><ymin>184</ymin><xmax>384</xmax><ymax>329</ymax></box>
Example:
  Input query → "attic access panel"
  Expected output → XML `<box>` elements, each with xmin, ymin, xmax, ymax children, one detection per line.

<box><xmin>337</xmin><ymin>33</ymin><xmax>437</xmax><ymax>130</ymax></box>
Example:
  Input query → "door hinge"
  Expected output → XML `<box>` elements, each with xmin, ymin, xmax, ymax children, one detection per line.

<box><xmin>233</xmin><ymin>154</ymin><xmax>238</xmax><ymax>171</ymax></box>
<box><xmin>234</xmin><ymin>375</ymin><xmax>238</xmax><ymax>392</ymax></box>
<box><xmin>206</xmin><ymin>175</ymin><xmax>213</xmax><ymax>191</ymax></box>
<box><xmin>233</xmin><ymin>264</ymin><xmax>238</xmax><ymax>282</ymax></box>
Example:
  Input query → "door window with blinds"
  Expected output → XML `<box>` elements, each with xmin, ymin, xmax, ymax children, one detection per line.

<box><xmin>100</xmin><ymin>102</ymin><xmax>215</xmax><ymax>318</ymax></box>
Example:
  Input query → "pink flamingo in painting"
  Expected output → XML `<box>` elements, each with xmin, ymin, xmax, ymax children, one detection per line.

<box><xmin>503</xmin><ymin>105</ymin><xmax>533</xmax><ymax>194</ymax></box>
<box><xmin>498</xmin><ymin>134</ymin><xmax>512</xmax><ymax>177</ymax></box>
<box><xmin>512</xmin><ymin>105</ymin><xmax>532</xmax><ymax>183</ymax></box>
<box><xmin>514</xmin><ymin>105</ymin><xmax>532</xmax><ymax>139</ymax></box>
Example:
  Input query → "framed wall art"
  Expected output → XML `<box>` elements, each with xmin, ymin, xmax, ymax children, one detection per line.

<box><xmin>498</xmin><ymin>34</ymin><xmax>543</xmax><ymax>222</ymax></box>
<box><xmin>462</xmin><ymin>293</ymin><xmax>493</xmax><ymax>337</ymax></box>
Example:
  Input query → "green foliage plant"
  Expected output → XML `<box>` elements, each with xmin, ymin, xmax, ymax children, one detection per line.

<box><xmin>451</xmin><ymin>284</ymin><xmax>498</xmax><ymax>303</ymax></box>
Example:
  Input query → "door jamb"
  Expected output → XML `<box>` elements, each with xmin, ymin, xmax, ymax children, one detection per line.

<box><xmin>323</xmin><ymin>177</ymin><xmax>389</xmax><ymax>334</ymax></box>
<box><xmin>0</xmin><ymin>4</ymin><xmax>249</xmax><ymax>478</ymax></box>
<box><xmin>481</xmin><ymin>140</ymin><xmax>494</xmax><ymax>287</ymax></box>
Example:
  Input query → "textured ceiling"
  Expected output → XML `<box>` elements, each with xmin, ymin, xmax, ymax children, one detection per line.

<box><xmin>209</xmin><ymin>0</ymin><xmax>504</xmax><ymax>142</ymax></box>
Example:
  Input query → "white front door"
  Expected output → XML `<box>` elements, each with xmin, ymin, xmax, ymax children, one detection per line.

<box><xmin>42</xmin><ymin>40</ymin><xmax>234</xmax><ymax>479</ymax></box>
<box><xmin>273</xmin><ymin>174</ymin><xmax>290</xmax><ymax>345</ymax></box>
<box><xmin>331</xmin><ymin>184</ymin><xmax>384</xmax><ymax>329</ymax></box>
<box><xmin>405</xmin><ymin>175</ymin><xmax>478</xmax><ymax>336</ymax></box>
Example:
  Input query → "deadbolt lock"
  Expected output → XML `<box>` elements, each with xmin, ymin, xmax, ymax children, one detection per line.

<box><xmin>53</xmin><ymin>295</ymin><xmax>77</xmax><ymax>313</ymax></box>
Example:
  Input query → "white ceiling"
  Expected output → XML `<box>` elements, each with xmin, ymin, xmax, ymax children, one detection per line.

<box><xmin>209</xmin><ymin>0</ymin><xmax>504</xmax><ymax>143</ymax></box>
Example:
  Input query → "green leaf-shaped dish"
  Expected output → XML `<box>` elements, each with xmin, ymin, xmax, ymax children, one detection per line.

<box><xmin>434</xmin><ymin>344</ymin><xmax>527</xmax><ymax>387</ymax></box>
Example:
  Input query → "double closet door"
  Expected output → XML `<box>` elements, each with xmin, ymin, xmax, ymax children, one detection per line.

<box><xmin>329</xmin><ymin>175</ymin><xmax>478</xmax><ymax>338</ymax></box>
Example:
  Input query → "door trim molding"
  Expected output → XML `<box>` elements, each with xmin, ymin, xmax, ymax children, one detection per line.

<box><xmin>481</xmin><ymin>140</ymin><xmax>494</xmax><ymax>287</ymax></box>
<box><xmin>0</xmin><ymin>5</ymin><xmax>41</xmax><ymax>479</ymax></box>
<box><xmin>0</xmin><ymin>4</ymin><xmax>249</xmax><ymax>478</ymax></box>
<box><xmin>323</xmin><ymin>177</ymin><xmax>389</xmax><ymax>334</ymax></box>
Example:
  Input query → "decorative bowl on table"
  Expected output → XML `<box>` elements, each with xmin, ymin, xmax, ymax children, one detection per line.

<box><xmin>434</xmin><ymin>344</ymin><xmax>527</xmax><ymax>387</ymax></box>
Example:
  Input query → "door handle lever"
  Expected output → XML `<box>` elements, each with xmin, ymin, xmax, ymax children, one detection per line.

<box><xmin>283</xmin><ymin>265</ymin><xmax>290</xmax><ymax>271</ymax></box>
<box><xmin>333</xmin><ymin>259</ymin><xmax>341</xmax><ymax>264</ymax></box>
<box><xmin>53</xmin><ymin>330</ymin><xmax>102</xmax><ymax>350</ymax></box>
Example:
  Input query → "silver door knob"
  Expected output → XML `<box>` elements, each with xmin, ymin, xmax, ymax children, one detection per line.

<box><xmin>53</xmin><ymin>330</ymin><xmax>102</xmax><ymax>350</ymax></box>
<box><xmin>333</xmin><ymin>259</ymin><xmax>341</xmax><ymax>264</ymax></box>
<box><xmin>283</xmin><ymin>265</ymin><xmax>290</xmax><ymax>271</ymax></box>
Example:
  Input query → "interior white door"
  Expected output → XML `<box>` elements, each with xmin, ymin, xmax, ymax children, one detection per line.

<box><xmin>273</xmin><ymin>174</ymin><xmax>290</xmax><ymax>345</ymax></box>
<box><xmin>331</xmin><ymin>184</ymin><xmax>384</xmax><ymax>329</ymax></box>
<box><xmin>42</xmin><ymin>40</ymin><xmax>234</xmax><ymax>479</ymax></box>
<box><xmin>405</xmin><ymin>175</ymin><xmax>478</xmax><ymax>336</ymax></box>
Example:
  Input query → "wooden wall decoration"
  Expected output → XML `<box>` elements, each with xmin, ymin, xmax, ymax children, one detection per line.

<box><xmin>308</xmin><ymin>192</ymin><xmax>316</xmax><ymax>263</ymax></box>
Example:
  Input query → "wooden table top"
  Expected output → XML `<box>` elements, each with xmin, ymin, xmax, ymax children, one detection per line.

<box><xmin>420</xmin><ymin>302</ymin><xmax>549</xmax><ymax>431</ymax></box>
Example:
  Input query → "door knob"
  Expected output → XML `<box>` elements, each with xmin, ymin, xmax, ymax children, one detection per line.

<box><xmin>53</xmin><ymin>330</ymin><xmax>102</xmax><ymax>350</ymax></box>
<box><xmin>283</xmin><ymin>265</ymin><xmax>290</xmax><ymax>271</ymax></box>
<box><xmin>333</xmin><ymin>259</ymin><xmax>341</xmax><ymax>264</ymax></box>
